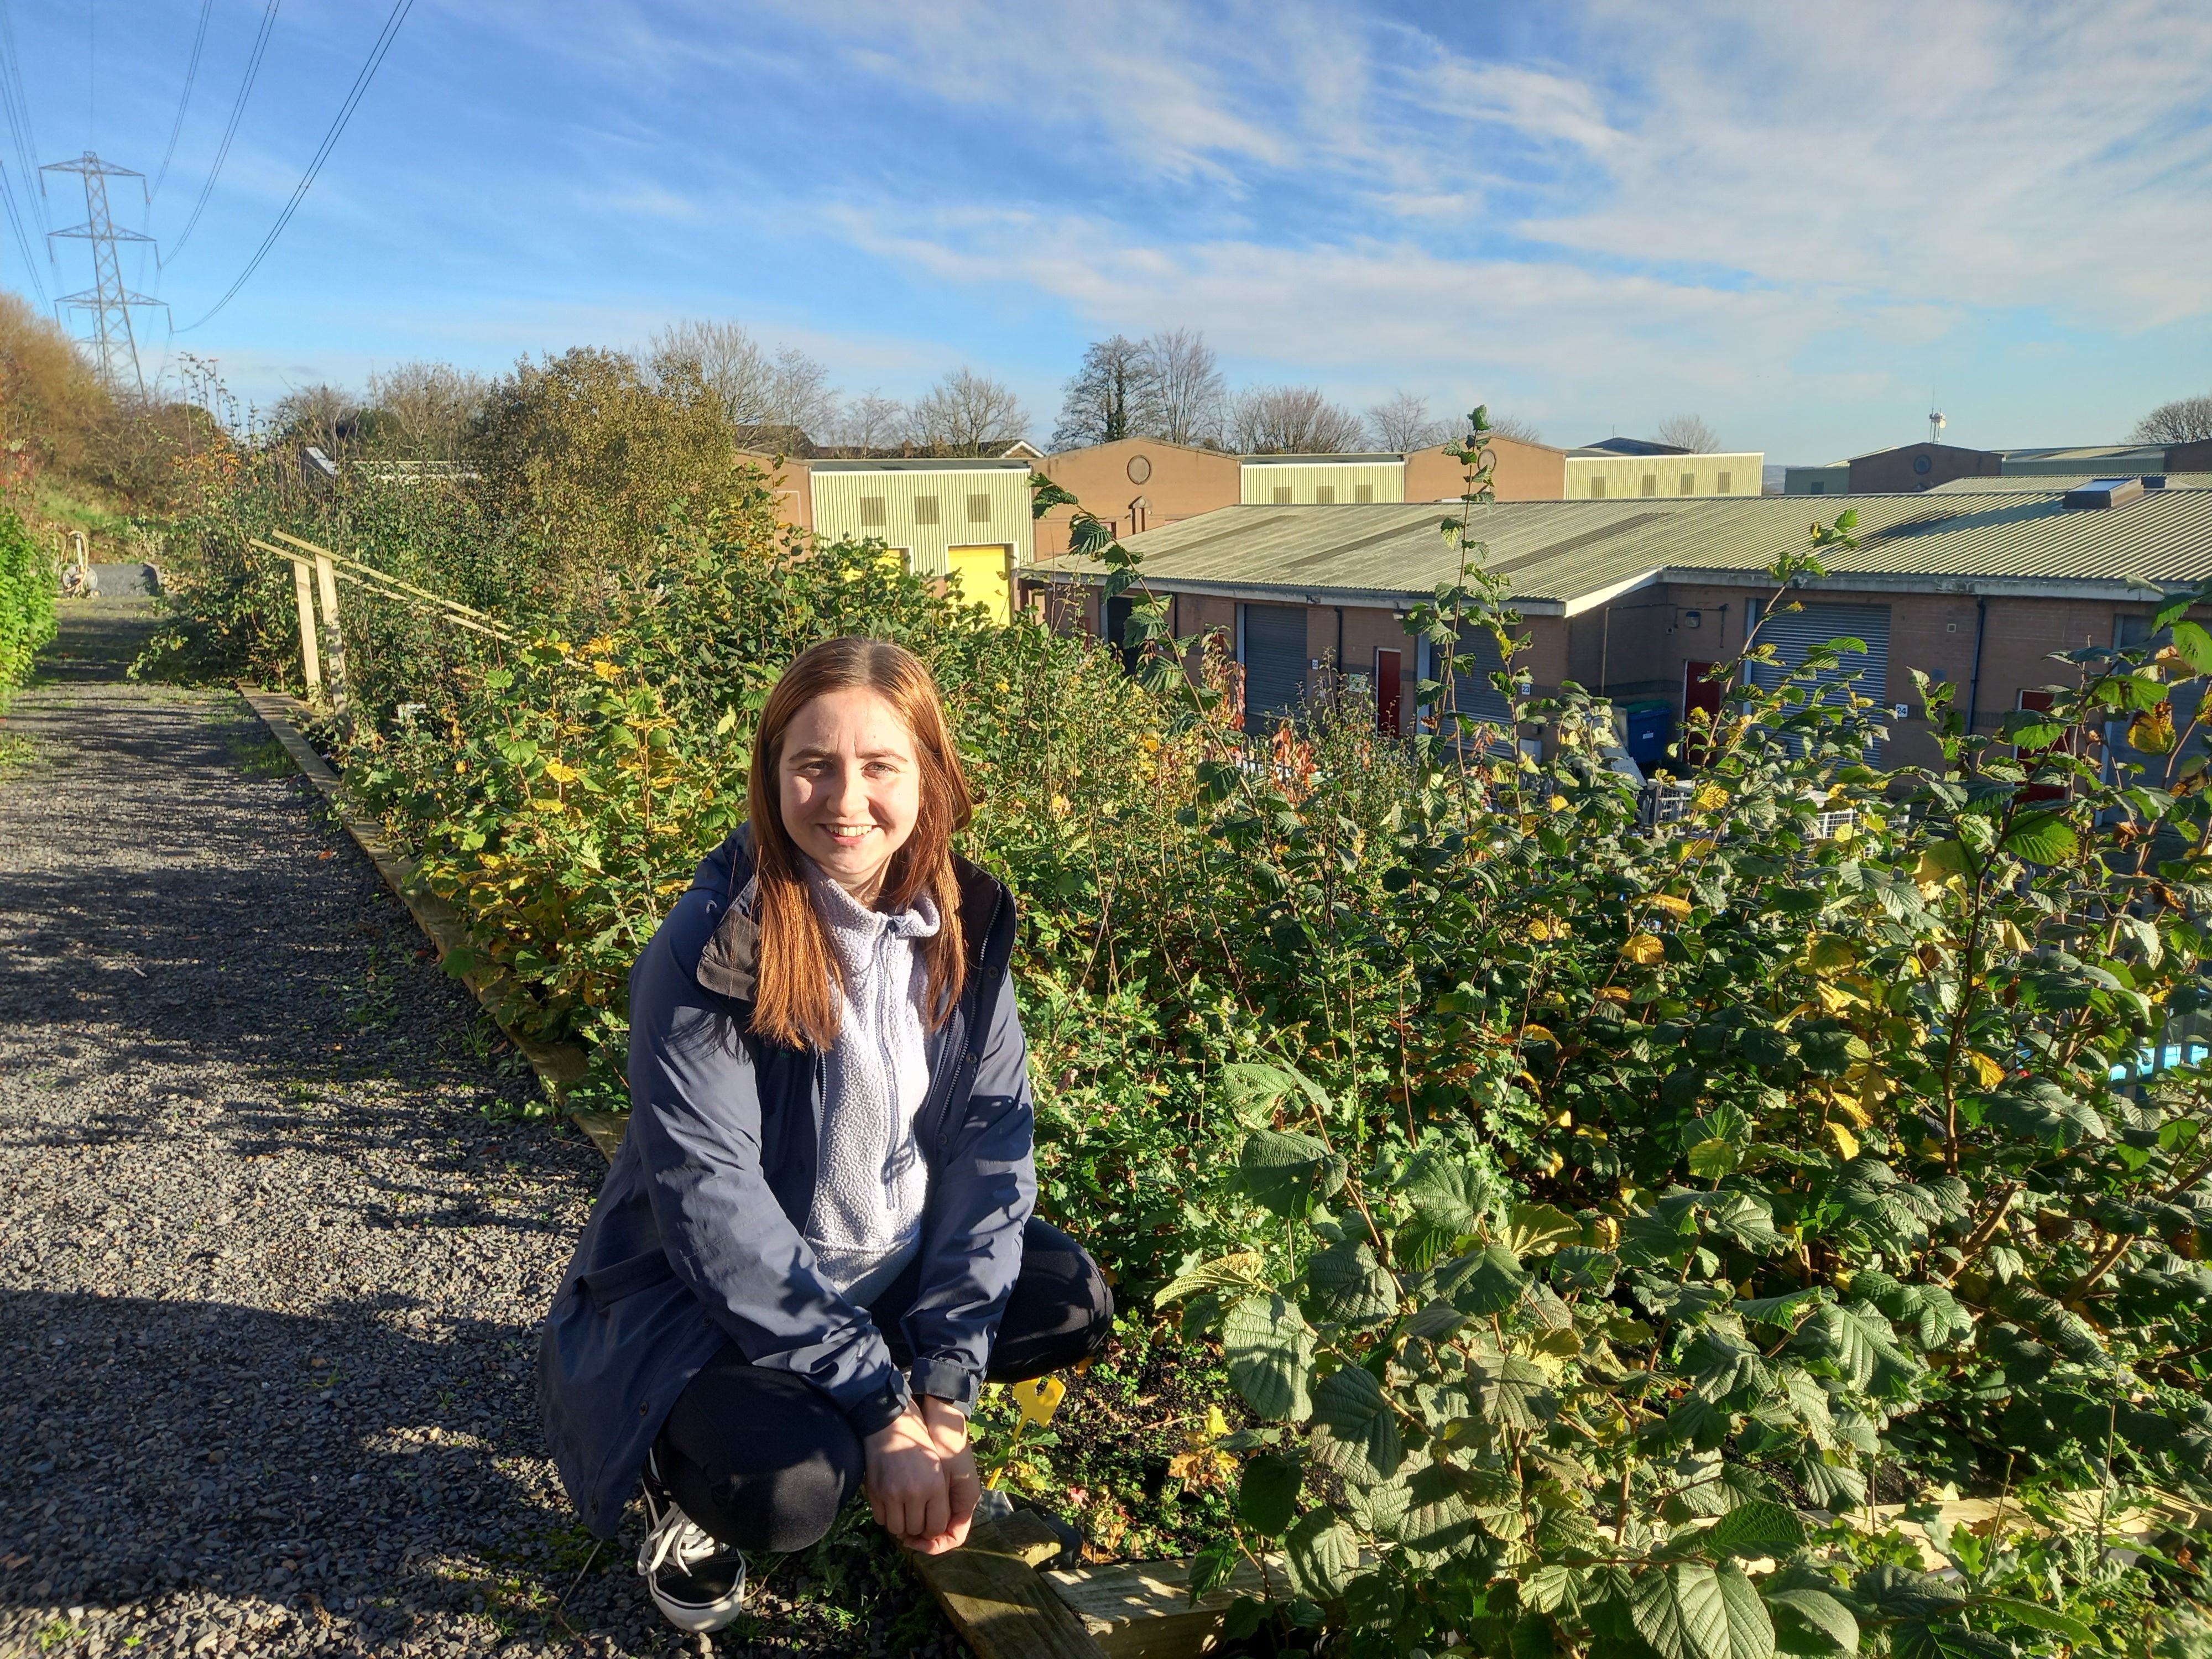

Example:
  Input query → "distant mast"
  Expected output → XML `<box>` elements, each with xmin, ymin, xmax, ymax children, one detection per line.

<box><xmin>1928</xmin><ymin>409</ymin><xmax>1947</xmax><ymax>445</ymax></box>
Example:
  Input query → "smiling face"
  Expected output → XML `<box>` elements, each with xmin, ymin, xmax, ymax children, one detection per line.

<box><xmin>775</xmin><ymin>687</ymin><xmax>923</xmax><ymax>906</ymax></box>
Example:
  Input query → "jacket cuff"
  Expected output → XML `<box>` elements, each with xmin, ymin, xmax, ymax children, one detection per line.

<box><xmin>909</xmin><ymin>1356</ymin><xmax>980</xmax><ymax>1414</ymax></box>
<box><xmin>842</xmin><ymin>1367</ymin><xmax>912</xmax><ymax>1440</ymax></box>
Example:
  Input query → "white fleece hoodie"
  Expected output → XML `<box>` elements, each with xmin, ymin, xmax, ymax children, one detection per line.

<box><xmin>800</xmin><ymin>864</ymin><xmax>941</xmax><ymax>1305</ymax></box>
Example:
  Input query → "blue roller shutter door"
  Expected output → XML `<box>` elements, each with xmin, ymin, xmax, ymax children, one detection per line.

<box><xmin>1240</xmin><ymin>603</ymin><xmax>1308</xmax><ymax>726</ymax></box>
<box><xmin>1747</xmin><ymin>602</ymin><xmax>1891</xmax><ymax>752</ymax></box>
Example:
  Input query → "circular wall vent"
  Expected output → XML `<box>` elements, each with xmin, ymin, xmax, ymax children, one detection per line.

<box><xmin>1126</xmin><ymin>455</ymin><xmax>1152</xmax><ymax>484</ymax></box>
<box><xmin>1913</xmin><ymin>455</ymin><xmax>1933</xmax><ymax>475</ymax></box>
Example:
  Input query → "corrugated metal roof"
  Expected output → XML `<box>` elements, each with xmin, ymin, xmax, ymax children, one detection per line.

<box><xmin>1049</xmin><ymin>492</ymin><xmax>2212</xmax><ymax>612</ymax></box>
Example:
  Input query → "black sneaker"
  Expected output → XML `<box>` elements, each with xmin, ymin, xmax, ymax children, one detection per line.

<box><xmin>637</xmin><ymin>1451</ymin><xmax>748</xmax><ymax>1634</ymax></box>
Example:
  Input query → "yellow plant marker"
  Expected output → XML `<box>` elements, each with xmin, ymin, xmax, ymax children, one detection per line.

<box><xmin>1010</xmin><ymin>1375</ymin><xmax>1066</xmax><ymax>1427</ymax></box>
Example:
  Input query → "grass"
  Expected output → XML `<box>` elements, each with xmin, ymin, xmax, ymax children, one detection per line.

<box><xmin>0</xmin><ymin>728</ymin><xmax>35</xmax><ymax>781</ymax></box>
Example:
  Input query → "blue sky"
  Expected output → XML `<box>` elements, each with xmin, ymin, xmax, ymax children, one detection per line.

<box><xmin>6</xmin><ymin>0</ymin><xmax>2210</xmax><ymax>463</ymax></box>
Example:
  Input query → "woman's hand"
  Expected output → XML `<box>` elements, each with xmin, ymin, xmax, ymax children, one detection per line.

<box><xmin>863</xmin><ymin>1397</ymin><xmax>978</xmax><ymax>1554</ymax></box>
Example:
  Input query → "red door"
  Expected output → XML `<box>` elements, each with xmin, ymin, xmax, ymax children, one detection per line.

<box><xmin>1681</xmin><ymin>661</ymin><xmax>1722</xmax><ymax>767</ymax></box>
<box><xmin>2017</xmin><ymin>689</ymin><xmax>2069</xmax><ymax>802</ymax></box>
<box><xmin>1375</xmin><ymin>649</ymin><xmax>1402</xmax><ymax>734</ymax></box>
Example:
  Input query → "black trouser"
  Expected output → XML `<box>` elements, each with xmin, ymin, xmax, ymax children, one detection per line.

<box><xmin>653</xmin><ymin>1217</ymin><xmax>1113</xmax><ymax>1554</ymax></box>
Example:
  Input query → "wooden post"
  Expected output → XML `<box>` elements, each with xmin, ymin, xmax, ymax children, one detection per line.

<box><xmin>290</xmin><ymin>559</ymin><xmax>323</xmax><ymax>696</ymax></box>
<box><xmin>312</xmin><ymin>551</ymin><xmax>350</xmax><ymax>718</ymax></box>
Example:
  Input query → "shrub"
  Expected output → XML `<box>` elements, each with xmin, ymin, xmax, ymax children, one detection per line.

<box><xmin>0</xmin><ymin>502</ymin><xmax>56</xmax><ymax>706</ymax></box>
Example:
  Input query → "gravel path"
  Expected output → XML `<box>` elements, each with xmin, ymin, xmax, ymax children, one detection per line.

<box><xmin>0</xmin><ymin>603</ymin><xmax>962</xmax><ymax>1659</ymax></box>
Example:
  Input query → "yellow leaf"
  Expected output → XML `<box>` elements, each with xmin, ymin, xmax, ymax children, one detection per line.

<box><xmin>1011</xmin><ymin>1375</ymin><xmax>1066</xmax><ymax>1427</ymax></box>
<box><xmin>1595</xmin><ymin>985</ymin><xmax>1632</xmax><ymax>1001</ymax></box>
<box><xmin>1648</xmin><ymin>894</ymin><xmax>1693</xmax><ymax>920</ymax></box>
<box><xmin>2130</xmin><ymin>703</ymin><xmax>2178</xmax><ymax>754</ymax></box>
<box><xmin>1814</xmin><ymin>981</ymin><xmax>1858</xmax><ymax>1014</ymax></box>
<box><xmin>1520</xmin><ymin>1024</ymin><xmax>1557</xmax><ymax>1044</ymax></box>
<box><xmin>1804</xmin><ymin>935</ymin><xmax>1859</xmax><ymax>974</ymax></box>
<box><xmin>591</xmin><ymin>658</ymin><xmax>623</xmax><ymax>682</ymax></box>
<box><xmin>1623</xmin><ymin>932</ymin><xmax>1666</xmax><ymax>966</ymax></box>
<box><xmin>1692</xmin><ymin>784</ymin><xmax>1729</xmax><ymax>813</ymax></box>
<box><xmin>541</xmin><ymin>759</ymin><xmax>581</xmax><ymax>785</ymax></box>
<box><xmin>1994</xmin><ymin>920</ymin><xmax>2030</xmax><ymax>953</ymax></box>
<box><xmin>1204</xmin><ymin>1404</ymin><xmax>1232</xmax><ymax>1442</ymax></box>
<box><xmin>1828</xmin><ymin>1120</ymin><xmax>1860</xmax><ymax>1160</ymax></box>
<box><xmin>1967</xmin><ymin>1052</ymin><xmax>2006</xmax><ymax>1088</ymax></box>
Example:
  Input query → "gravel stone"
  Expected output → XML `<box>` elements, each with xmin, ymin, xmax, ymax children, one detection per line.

<box><xmin>0</xmin><ymin>604</ymin><xmax>964</xmax><ymax>1657</ymax></box>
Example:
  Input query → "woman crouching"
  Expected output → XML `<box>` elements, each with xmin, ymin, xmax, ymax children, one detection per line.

<box><xmin>538</xmin><ymin>636</ymin><xmax>1113</xmax><ymax>1633</ymax></box>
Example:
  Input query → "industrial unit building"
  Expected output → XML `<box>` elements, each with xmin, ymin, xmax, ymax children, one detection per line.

<box><xmin>740</xmin><ymin>453</ymin><xmax>1034</xmax><ymax>620</ymax></box>
<box><xmin>1782</xmin><ymin>440</ymin><xmax>2212</xmax><ymax>495</ymax></box>
<box><xmin>1029</xmin><ymin>434</ymin><xmax>1571</xmax><ymax>557</ymax></box>
<box><xmin>1564</xmin><ymin>436</ymin><xmax>1764</xmax><ymax>500</ymax></box>
<box><xmin>1034</xmin><ymin>483</ymin><xmax>2212</xmax><ymax>772</ymax></box>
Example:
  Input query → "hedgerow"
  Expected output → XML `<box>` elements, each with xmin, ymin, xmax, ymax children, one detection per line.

<box><xmin>149</xmin><ymin>411</ymin><xmax>2212</xmax><ymax>1655</ymax></box>
<box><xmin>0</xmin><ymin>501</ymin><xmax>56</xmax><ymax>708</ymax></box>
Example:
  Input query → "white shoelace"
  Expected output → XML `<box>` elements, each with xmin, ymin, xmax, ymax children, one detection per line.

<box><xmin>639</xmin><ymin>1500</ymin><xmax>723</xmax><ymax>1578</ymax></box>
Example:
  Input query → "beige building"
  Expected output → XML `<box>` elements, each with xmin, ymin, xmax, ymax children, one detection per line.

<box><xmin>1565</xmin><ymin>437</ymin><xmax>1762</xmax><ymax>500</ymax></box>
<box><xmin>1238</xmin><ymin>454</ymin><xmax>1406</xmax><ymax>505</ymax></box>
<box><xmin>743</xmin><ymin>453</ymin><xmax>1034</xmax><ymax>622</ymax></box>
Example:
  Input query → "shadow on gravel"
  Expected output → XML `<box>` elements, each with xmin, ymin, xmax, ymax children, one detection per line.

<box><xmin>0</xmin><ymin>1289</ymin><xmax>587</xmax><ymax>1641</ymax></box>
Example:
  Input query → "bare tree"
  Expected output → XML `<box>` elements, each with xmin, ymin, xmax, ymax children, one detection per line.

<box><xmin>830</xmin><ymin>391</ymin><xmax>906</xmax><ymax>453</ymax></box>
<box><xmin>1486</xmin><ymin>411</ymin><xmax>1545</xmax><ymax>444</ymax></box>
<box><xmin>1365</xmin><ymin>390</ymin><xmax>1451</xmax><ymax>452</ymax></box>
<box><xmin>363</xmin><ymin>361</ymin><xmax>489</xmax><ymax>459</ymax></box>
<box><xmin>1229</xmin><ymin>384</ymin><xmax>1368</xmax><ymax>454</ymax></box>
<box><xmin>1052</xmin><ymin>335</ymin><xmax>1147</xmax><ymax>451</ymax></box>
<box><xmin>2131</xmin><ymin>393</ymin><xmax>2212</xmax><ymax>444</ymax></box>
<box><xmin>267</xmin><ymin>383</ymin><xmax>361</xmax><ymax>455</ymax></box>
<box><xmin>648</xmin><ymin>320</ymin><xmax>838</xmax><ymax>443</ymax></box>
<box><xmin>1653</xmin><ymin>412</ymin><xmax>1721</xmax><ymax>452</ymax></box>
<box><xmin>1135</xmin><ymin>327</ymin><xmax>1225</xmax><ymax>446</ymax></box>
<box><xmin>906</xmin><ymin>368</ymin><xmax>1029</xmax><ymax>455</ymax></box>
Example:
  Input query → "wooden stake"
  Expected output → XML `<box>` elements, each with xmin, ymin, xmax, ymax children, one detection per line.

<box><xmin>290</xmin><ymin>559</ymin><xmax>322</xmax><ymax>695</ymax></box>
<box><xmin>312</xmin><ymin>551</ymin><xmax>351</xmax><ymax>719</ymax></box>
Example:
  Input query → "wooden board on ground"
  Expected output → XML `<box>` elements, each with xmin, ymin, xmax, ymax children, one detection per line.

<box><xmin>1045</xmin><ymin>1553</ymin><xmax>1276</xmax><ymax>1659</ymax></box>
<box><xmin>909</xmin><ymin>1512</ymin><xmax>1109</xmax><ymax>1659</ymax></box>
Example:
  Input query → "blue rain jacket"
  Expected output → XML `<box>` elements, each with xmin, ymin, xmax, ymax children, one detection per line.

<box><xmin>538</xmin><ymin>825</ymin><xmax>1035</xmax><ymax>1538</ymax></box>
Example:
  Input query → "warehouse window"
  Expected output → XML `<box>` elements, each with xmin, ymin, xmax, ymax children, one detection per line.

<box><xmin>1808</xmin><ymin>480</ymin><xmax>1824</xmax><ymax>494</ymax></box>
<box><xmin>859</xmin><ymin>496</ymin><xmax>887</xmax><ymax>526</ymax></box>
<box><xmin>967</xmin><ymin>493</ymin><xmax>990</xmax><ymax>523</ymax></box>
<box><xmin>914</xmin><ymin>494</ymin><xmax>940</xmax><ymax>524</ymax></box>
<box><xmin>1717</xmin><ymin>471</ymin><xmax>1733</xmax><ymax>493</ymax></box>
<box><xmin>1641</xmin><ymin>474</ymin><xmax>1657</xmax><ymax>497</ymax></box>
<box><xmin>1273</xmin><ymin>486</ymin><xmax>1293</xmax><ymax>504</ymax></box>
<box><xmin>1680</xmin><ymin>472</ymin><xmax>1695</xmax><ymax>495</ymax></box>
<box><xmin>1355</xmin><ymin>484</ymin><xmax>1374</xmax><ymax>503</ymax></box>
<box><xmin>1590</xmin><ymin>477</ymin><xmax>1606</xmax><ymax>499</ymax></box>
<box><xmin>1315</xmin><ymin>484</ymin><xmax>1337</xmax><ymax>504</ymax></box>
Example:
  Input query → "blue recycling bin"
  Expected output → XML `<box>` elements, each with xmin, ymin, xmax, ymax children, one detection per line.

<box><xmin>1623</xmin><ymin>700</ymin><xmax>1673</xmax><ymax>768</ymax></box>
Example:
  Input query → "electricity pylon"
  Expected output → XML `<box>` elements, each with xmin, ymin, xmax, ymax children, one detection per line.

<box><xmin>42</xmin><ymin>152</ymin><xmax>165</xmax><ymax>395</ymax></box>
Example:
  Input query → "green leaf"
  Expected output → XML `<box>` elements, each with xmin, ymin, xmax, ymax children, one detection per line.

<box><xmin>2000</xmin><ymin>811</ymin><xmax>2078</xmax><ymax>864</ymax></box>
<box><xmin>1309</xmin><ymin>1361</ymin><xmax>1404</xmax><ymax>1483</ymax></box>
<box><xmin>1505</xmin><ymin>1202</ymin><xmax>1582</xmax><ymax>1258</ymax></box>
<box><xmin>1302</xmin><ymin>1239</ymin><xmax>1399</xmax><ymax>1328</ymax></box>
<box><xmin>1345</xmin><ymin>1463</ymin><xmax>1481</xmax><ymax>1562</ymax></box>
<box><xmin>2171</xmin><ymin>619</ymin><xmax>2212</xmax><ymax>674</ymax></box>
<box><xmin>1437</xmin><ymin>1244</ymin><xmax>1531</xmax><ymax>1316</ymax></box>
<box><xmin>1284</xmin><ymin>1509</ymin><xmax>1359</xmax><ymax>1601</ymax></box>
<box><xmin>1470</xmin><ymin>1350</ymin><xmax>1559</xmax><ymax>1431</ymax></box>
<box><xmin>1983</xmin><ymin>1079</ymin><xmax>2108</xmax><ymax>1149</ymax></box>
<box><xmin>1399</xmin><ymin>1148</ymin><xmax>1502</xmax><ymax>1243</ymax></box>
<box><xmin>1632</xmin><ymin>1562</ymin><xmax>1775</xmax><ymax>1659</ymax></box>
<box><xmin>1890</xmin><ymin>1623</ymin><xmax>2014</xmax><ymax>1659</ymax></box>
<box><xmin>1705</xmin><ymin>1500</ymin><xmax>1807</xmax><ymax>1559</ymax></box>
<box><xmin>1232</xmin><ymin>1129</ymin><xmax>1348</xmax><ymax>1219</ymax></box>
<box><xmin>1221</xmin><ymin>1061</ymin><xmax>1333</xmax><ymax>1125</ymax></box>
<box><xmin>1975</xmin><ymin>1597</ymin><xmax>2093</xmax><ymax>1644</ymax></box>
<box><xmin>1236</xmin><ymin>1453</ymin><xmax>1301</xmax><ymax>1536</ymax></box>
<box><xmin>1688</xmin><ymin>1138</ymin><xmax>1743</xmax><ymax>1179</ymax></box>
<box><xmin>1764</xmin><ymin>1588</ymin><xmax>1857</xmax><ymax>1655</ymax></box>
<box><xmin>1222</xmin><ymin>1294</ymin><xmax>1314</xmax><ymax>1422</ymax></box>
<box><xmin>1155</xmin><ymin>1251</ymin><xmax>1269</xmax><ymax>1310</ymax></box>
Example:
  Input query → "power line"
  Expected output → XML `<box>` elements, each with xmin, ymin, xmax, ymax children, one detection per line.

<box><xmin>163</xmin><ymin>0</ymin><xmax>281</xmax><ymax>266</ymax></box>
<box><xmin>179</xmin><ymin>0</ymin><xmax>412</xmax><ymax>333</ymax></box>
<box><xmin>0</xmin><ymin>0</ymin><xmax>48</xmax><ymax>236</ymax></box>
<box><xmin>0</xmin><ymin>157</ymin><xmax>48</xmax><ymax>303</ymax></box>
<box><xmin>151</xmin><ymin>0</ymin><xmax>216</xmax><ymax>199</ymax></box>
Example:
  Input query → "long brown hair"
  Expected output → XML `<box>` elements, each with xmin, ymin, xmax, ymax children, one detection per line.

<box><xmin>746</xmin><ymin>637</ymin><xmax>972</xmax><ymax>1050</ymax></box>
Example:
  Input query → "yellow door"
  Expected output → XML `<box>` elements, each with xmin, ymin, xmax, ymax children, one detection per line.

<box><xmin>947</xmin><ymin>544</ymin><xmax>1013</xmax><ymax>624</ymax></box>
